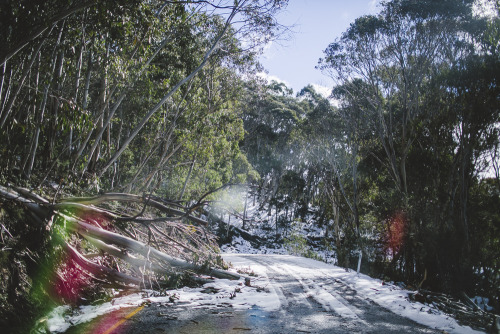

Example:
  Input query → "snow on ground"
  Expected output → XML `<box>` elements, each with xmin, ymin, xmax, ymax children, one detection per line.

<box><xmin>44</xmin><ymin>254</ymin><xmax>484</xmax><ymax>334</ymax></box>
<box><xmin>220</xmin><ymin>235</ymin><xmax>288</xmax><ymax>254</ymax></box>
<box><xmin>44</xmin><ymin>264</ymin><xmax>280</xmax><ymax>333</ymax></box>
<box><xmin>216</xmin><ymin>196</ymin><xmax>486</xmax><ymax>333</ymax></box>
<box><xmin>218</xmin><ymin>198</ymin><xmax>330</xmax><ymax>258</ymax></box>
<box><xmin>243</xmin><ymin>254</ymin><xmax>483</xmax><ymax>334</ymax></box>
<box><xmin>273</xmin><ymin>262</ymin><xmax>362</xmax><ymax>321</ymax></box>
<box><xmin>44</xmin><ymin>194</ymin><xmax>486</xmax><ymax>333</ymax></box>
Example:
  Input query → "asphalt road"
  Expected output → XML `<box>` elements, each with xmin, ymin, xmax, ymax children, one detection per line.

<box><xmin>63</xmin><ymin>254</ymin><xmax>443</xmax><ymax>334</ymax></box>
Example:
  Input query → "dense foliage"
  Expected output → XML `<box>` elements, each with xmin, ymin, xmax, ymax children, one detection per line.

<box><xmin>0</xmin><ymin>0</ymin><xmax>499</xmax><ymax>331</ymax></box>
<box><xmin>0</xmin><ymin>0</ymin><xmax>287</xmax><ymax>196</ymax></box>
<box><xmin>0</xmin><ymin>0</ymin><xmax>286</xmax><ymax>332</ymax></box>
<box><xmin>239</xmin><ymin>0</ymin><xmax>500</xmax><ymax>308</ymax></box>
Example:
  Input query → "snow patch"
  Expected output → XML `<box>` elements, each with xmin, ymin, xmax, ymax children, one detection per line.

<box><xmin>221</xmin><ymin>236</ymin><xmax>288</xmax><ymax>254</ymax></box>
<box><xmin>226</xmin><ymin>254</ymin><xmax>485</xmax><ymax>334</ymax></box>
<box><xmin>44</xmin><ymin>260</ymin><xmax>281</xmax><ymax>333</ymax></box>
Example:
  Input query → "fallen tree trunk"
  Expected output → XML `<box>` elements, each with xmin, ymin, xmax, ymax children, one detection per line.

<box><xmin>60</xmin><ymin>193</ymin><xmax>208</xmax><ymax>226</ymax></box>
<box><xmin>65</xmin><ymin>242</ymin><xmax>142</xmax><ymax>286</ymax></box>
<box><xmin>83</xmin><ymin>235</ymin><xmax>169</xmax><ymax>274</ymax></box>
<box><xmin>0</xmin><ymin>184</ymin><xmax>241</xmax><ymax>294</ymax></box>
<box><xmin>83</xmin><ymin>235</ymin><xmax>216</xmax><ymax>285</ymax></box>
<box><xmin>64</xmin><ymin>215</ymin><xmax>240</xmax><ymax>280</ymax></box>
<box><xmin>0</xmin><ymin>185</ymin><xmax>50</xmax><ymax>219</ymax></box>
<box><xmin>55</xmin><ymin>201</ymin><xmax>117</xmax><ymax>216</ymax></box>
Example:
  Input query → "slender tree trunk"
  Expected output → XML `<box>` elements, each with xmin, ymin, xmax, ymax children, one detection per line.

<box><xmin>25</xmin><ymin>85</ymin><xmax>49</xmax><ymax>178</ymax></box>
<box><xmin>99</xmin><ymin>7</ymin><xmax>238</xmax><ymax>176</ymax></box>
<box><xmin>77</xmin><ymin>32</ymin><xmax>173</xmax><ymax>176</ymax></box>
<box><xmin>47</xmin><ymin>47</ymin><xmax>65</xmax><ymax>161</ymax></box>
<box><xmin>24</xmin><ymin>22</ymin><xmax>64</xmax><ymax>175</ymax></box>
<box><xmin>242</xmin><ymin>191</ymin><xmax>248</xmax><ymax>230</ymax></box>
<box><xmin>0</xmin><ymin>62</ymin><xmax>6</xmax><ymax>110</ymax></box>
<box><xmin>178</xmin><ymin>138</ymin><xmax>202</xmax><ymax>201</ymax></box>
<box><xmin>0</xmin><ymin>35</ymin><xmax>48</xmax><ymax>129</ymax></box>
<box><xmin>68</xmin><ymin>34</ymin><xmax>85</xmax><ymax>156</ymax></box>
<box><xmin>142</xmin><ymin>140</ymin><xmax>185</xmax><ymax>192</ymax></box>
<box><xmin>400</xmin><ymin>153</ymin><xmax>408</xmax><ymax>198</ymax></box>
<box><xmin>352</xmin><ymin>142</ymin><xmax>359</xmax><ymax>232</ymax></box>
<box><xmin>21</xmin><ymin>52</ymin><xmax>40</xmax><ymax>173</ymax></box>
<box><xmin>125</xmin><ymin>142</ymin><xmax>161</xmax><ymax>193</ymax></box>
<box><xmin>459</xmin><ymin>143</ymin><xmax>471</xmax><ymax>249</ymax></box>
<box><xmin>0</xmin><ymin>66</ymin><xmax>12</xmax><ymax>113</ymax></box>
<box><xmin>0</xmin><ymin>0</ymin><xmax>96</xmax><ymax>66</ymax></box>
<box><xmin>82</xmin><ymin>50</ymin><xmax>92</xmax><ymax>110</ymax></box>
<box><xmin>88</xmin><ymin>39</ymin><xmax>109</xmax><ymax>173</ymax></box>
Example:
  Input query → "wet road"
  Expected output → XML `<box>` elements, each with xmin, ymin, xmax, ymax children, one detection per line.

<box><xmin>64</xmin><ymin>254</ymin><xmax>442</xmax><ymax>334</ymax></box>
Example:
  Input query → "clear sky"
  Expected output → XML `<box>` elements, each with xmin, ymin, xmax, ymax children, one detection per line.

<box><xmin>259</xmin><ymin>0</ymin><xmax>381</xmax><ymax>96</ymax></box>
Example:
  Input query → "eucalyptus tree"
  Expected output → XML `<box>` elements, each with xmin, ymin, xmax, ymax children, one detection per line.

<box><xmin>240</xmin><ymin>80</ymin><xmax>304</xmax><ymax>202</ymax></box>
<box><xmin>318</xmin><ymin>0</ymin><xmax>476</xmax><ymax>200</ymax></box>
<box><xmin>318</xmin><ymin>0</ymin><xmax>500</xmax><ymax>288</ymax></box>
<box><xmin>0</xmin><ymin>1</ymin><xmax>289</xmax><ymax>329</ymax></box>
<box><xmin>95</xmin><ymin>0</ymin><xmax>288</xmax><ymax>182</ymax></box>
<box><xmin>0</xmin><ymin>0</ymin><xmax>288</xmax><ymax>190</ymax></box>
<box><xmin>288</xmin><ymin>84</ymin><xmax>370</xmax><ymax>267</ymax></box>
<box><xmin>162</xmin><ymin>64</ymin><xmax>249</xmax><ymax>201</ymax></box>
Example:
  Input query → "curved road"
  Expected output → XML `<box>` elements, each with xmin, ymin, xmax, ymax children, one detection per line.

<box><xmin>64</xmin><ymin>254</ymin><xmax>442</xmax><ymax>334</ymax></box>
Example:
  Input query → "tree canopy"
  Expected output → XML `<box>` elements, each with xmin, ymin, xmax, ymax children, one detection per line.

<box><xmin>1</xmin><ymin>0</ymin><xmax>499</xmax><ymax>332</ymax></box>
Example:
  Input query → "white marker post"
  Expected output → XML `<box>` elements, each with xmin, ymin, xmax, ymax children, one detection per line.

<box><xmin>356</xmin><ymin>250</ymin><xmax>362</xmax><ymax>275</ymax></box>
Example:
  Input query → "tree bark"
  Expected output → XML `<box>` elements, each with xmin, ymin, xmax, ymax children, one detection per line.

<box><xmin>0</xmin><ymin>35</ymin><xmax>48</xmax><ymax>129</ymax></box>
<box><xmin>99</xmin><ymin>6</ymin><xmax>238</xmax><ymax>176</ymax></box>
<box><xmin>66</xmin><ymin>217</ymin><xmax>239</xmax><ymax>280</ymax></box>
<box><xmin>60</xmin><ymin>192</ymin><xmax>208</xmax><ymax>226</ymax></box>
<box><xmin>65</xmin><ymin>241</ymin><xmax>142</xmax><ymax>286</ymax></box>
<box><xmin>0</xmin><ymin>0</ymin><xmax>97</xmax><ymax>66</ymax></box>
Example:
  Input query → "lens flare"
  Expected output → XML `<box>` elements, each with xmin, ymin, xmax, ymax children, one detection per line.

<box><xmin>384</xmin><ymin>211</ymin><xmax>407</xmax><ymax>258</ymax></box>
<box><xmin>35</xmin><ymin>204</ymin><xmax>144</xmax><ymax>333</ymax></box>
<box><xmin>52</xmin><ymin>254</ymin><xmax>91</xmax><ymax>303</ymax></box>
<box><xmin>34</xmin><ymin>205</ymin><xmax>116</xmax><ymax>324</ymax></box>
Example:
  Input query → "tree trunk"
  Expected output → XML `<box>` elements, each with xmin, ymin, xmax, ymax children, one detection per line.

<box><xmin>99</xmin><ymin>7</ymin><xmax>238</xmax><ymax>176</ymax></box>
<box><xmin>0</xmin><ymin>0</ymin><xmax>96</xmax><ymax>66</ymax></box>
<box><xmin>0</xmin><ymin>35</ymin><xmax>48</xmax><ymax>129</ymax></box>
<box><xmin>25</xmin><ymin>85</ymin><xmax>49</xmax><ymax>178</ymax></box>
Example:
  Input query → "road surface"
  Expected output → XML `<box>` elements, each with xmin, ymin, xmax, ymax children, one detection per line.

<box><xmin>63</xmin><ymin>254</ymin><xmax>444</xmax><ymax>334</ymax></box>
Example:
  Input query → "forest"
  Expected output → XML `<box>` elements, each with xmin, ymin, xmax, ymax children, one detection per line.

<box><xmin>0</xmin><ymin>0</ymin><xmax>499</xmax><ymax>332</ymax></box>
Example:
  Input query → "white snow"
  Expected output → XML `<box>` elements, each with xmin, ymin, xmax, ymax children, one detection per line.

<box><xmin>220</xmin><ymin>235</ymin><xmax>288</xmax><ymax>254</ymax></box>
<box><xmin>217</xmin><ymin>198</ymin><xmax>332</xmax><ymax>259</ymax></box>
<box><xmin>44</xmin><ymin>262</ymin><xmax>280</xmax><ymax>333</ymax></box>
<box><xmin>44</xmin><ymin>254</ymin><xmax>485</xmax><ymax>334</ymax></box>
<box><xmin>216</xmin><ymin>192</ymin><xmax>486</xmax><ymax>333</ymax></box>
<box><xmin>228</xmin><ymin>254</ymin><xmax>484</xmax><ymax>334</ymax></box>
<box><xmin>278</xmin><ymin>263</ymin><xmax>364</xmax><ymax>322</ymax></box>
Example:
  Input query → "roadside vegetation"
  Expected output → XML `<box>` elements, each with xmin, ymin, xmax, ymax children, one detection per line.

<box><xmin>0</xmin><ymin>0</ymin><xmax>286</xmax><ymax>332</ymax></box>
<box><xmin>0</xmin><ymin>0</ymin><xmax>499</xmax><ymax>332</ymax></box>
<box><xmin>235</xmin><ymin>0</ymin><xmax>500</xmax><ymax>316</ymax></box>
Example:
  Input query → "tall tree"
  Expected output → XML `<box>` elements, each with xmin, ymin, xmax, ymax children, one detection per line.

<box><xmin>318</xmin><ymin>0</ymin><xmax>500</xmax><ymax>289</ymax></box>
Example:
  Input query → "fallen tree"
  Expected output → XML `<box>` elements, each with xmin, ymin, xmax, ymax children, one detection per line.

<box><xmin>0</xmin><ymin>184</ymin><xmax>240</xmax><ymax>295</ymax></box>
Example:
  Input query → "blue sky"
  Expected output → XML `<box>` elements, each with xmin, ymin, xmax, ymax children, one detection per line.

<box><xmin>259</xmin><ymin>0</ymin><xmax>381</xmax><ymax>96</ymax></box>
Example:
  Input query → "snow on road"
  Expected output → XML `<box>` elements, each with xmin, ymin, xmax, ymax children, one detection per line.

<box><xmin>45</xmin><ymin>255</ymin><xmax>279</xmax><ymax>333</ymax></box>
<box><xmin>268</xmin><ymin>261</ymin><xmax>361</xmax><ymax>320</ymax></box>
<box><xmin>225</xmin><ymin>254</ymin><xmax>483</xmax><ymax>334</ymax></box>
<box><xmin>45</xmin><ymin>254</ymin><xmax>484</xmax><ymax>333</ymax></box>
